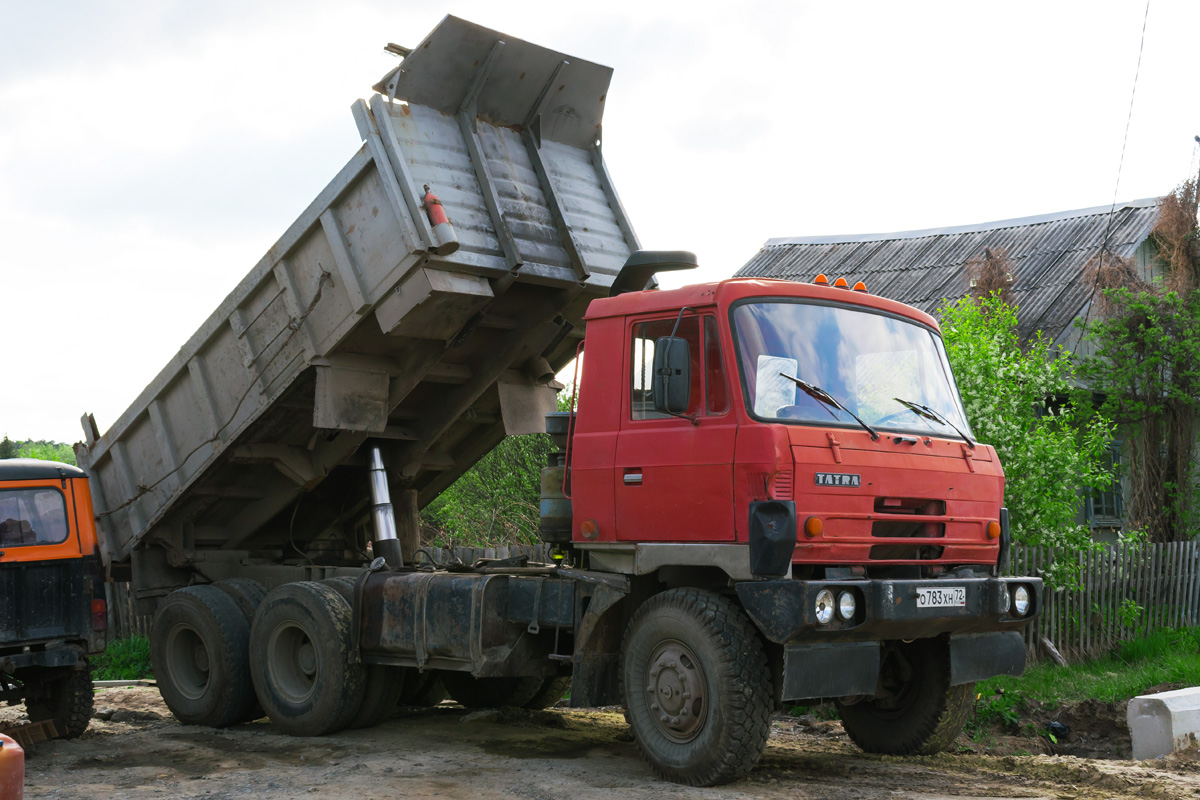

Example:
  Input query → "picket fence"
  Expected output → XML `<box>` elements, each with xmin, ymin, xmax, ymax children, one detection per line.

<box><xmin>1005</xmin><ymin>540</ymin><xmax>1200</xmax><ymax>662</ymax></box>
<box><xmin>107</xmin><ymin>541</ymin><xmax>1200</xmax><ymax>666</ymax></box>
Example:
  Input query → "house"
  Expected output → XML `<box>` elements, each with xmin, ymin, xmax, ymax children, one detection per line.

<box><xmin>735</xmin><ymin>198</ymin><xmax>1164</xmax><ymax>537</ymax></box>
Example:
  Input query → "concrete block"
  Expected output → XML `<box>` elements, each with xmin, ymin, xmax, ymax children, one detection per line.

<box><xmin>1127</xmin><ymin>687</ymin><xmax>1200</xmax><ymax>759</ymax></box>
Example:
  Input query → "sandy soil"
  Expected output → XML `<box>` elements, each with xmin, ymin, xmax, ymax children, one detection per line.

<box><xmin>6</xmin><ymin>687</ymin><xmax>1200</xmax><ymax>800</ymax></box>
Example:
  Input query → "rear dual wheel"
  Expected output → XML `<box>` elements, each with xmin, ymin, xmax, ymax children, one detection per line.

<box><xmin>151</xmin><ymin>585</ymin><xmax>257</xmax><ymax>727</ymax></box>
<box><xmin>319</xmin><ymin>577</ymin><xmax>406</xmax><ymax>729</ymax></box>
<box><xmin>250</xmin><ymin>581</ymin><xmax>365</xmax><ymax>736</ymax></box>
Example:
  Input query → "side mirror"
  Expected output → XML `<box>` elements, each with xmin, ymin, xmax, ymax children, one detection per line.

<box><xmin>652</xmin><ymin>336</ymin><xmax>691</xmax><ymax>414</ymax></box>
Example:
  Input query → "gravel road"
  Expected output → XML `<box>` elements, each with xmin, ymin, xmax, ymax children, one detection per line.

<box><xmin>9</xmin><ymin>686</ymin><xmax>1200</xmax><ymax>800</ymax></box>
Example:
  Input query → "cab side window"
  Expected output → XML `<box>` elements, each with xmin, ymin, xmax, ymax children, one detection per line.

<box><xmin>0</xmin><ymin>488</ymin><xmax>69</xmax><ymax>546</ymax></box>
<box><xmin>631</xmin><ymin>317</ymin><xmax>702</xmax><ymax>419</ymax></box>
<box><xmin>631</xmin><ymin>315</ymin><xmax>729</xmax><ymax>419</ymax></box>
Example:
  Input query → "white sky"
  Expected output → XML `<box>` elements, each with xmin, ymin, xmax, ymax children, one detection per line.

<box><xmin>3</xmin><ymin>0</ymin><xmax>1198</xmax><ymax>443</ymax></box>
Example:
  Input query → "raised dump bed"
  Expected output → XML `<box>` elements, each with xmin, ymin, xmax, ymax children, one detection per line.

<box><xmin>76</xmin><ymin>16</ymin><xmax>639</xmax><ymax>588</ymax></box>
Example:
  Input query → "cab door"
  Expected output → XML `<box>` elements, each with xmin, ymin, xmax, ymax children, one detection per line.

<box><xmin>614</xmin><ymin>314</ymin><xmax>736</xmax><ymax>541</ymax></box>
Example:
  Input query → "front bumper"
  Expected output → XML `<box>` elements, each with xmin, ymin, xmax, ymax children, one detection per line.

<box><xmin>736</xmin><ymin>574</ymin><xmax>1042</xmax><ymax>644</ymax></box>
<box><xmin>736</xmin><ymin>574</ymin><xmax>1041</xmax><ymax>702</ymax></box>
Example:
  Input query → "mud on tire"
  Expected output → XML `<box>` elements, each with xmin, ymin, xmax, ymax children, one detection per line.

<box><xmin>249</xmin><ymin>581</ymin><xmax>365</xmax><ymax>736</ymax></box>
<box><xmin>620</xmin><ymin>588</ymin><xmax>772</xmax><ymax>786</ymax></box>
<box><xmin>835</xmin><ymin>637</ymin><xmax>973</xmax><ymax>756</ymax></box>
<box><xmin>151</xmin><ymin>585</ymin><xmax>257</xmax><ymax>727</ymax></box>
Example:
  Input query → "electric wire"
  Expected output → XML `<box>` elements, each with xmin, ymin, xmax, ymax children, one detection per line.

<box><xmin>1081</xmin><ymin>0</ymin><xmax>1152</xmax><ymax>332</ymax></box>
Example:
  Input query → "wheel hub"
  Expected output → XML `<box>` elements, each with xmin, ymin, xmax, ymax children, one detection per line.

<box><xmin>644</xmin><ymin>641</ymin><xmax>705</xmax><ymax>742</ymax></box>
<box><xmin>165</xmin><ymin>623</ymin><xmax>212</xmax><ymax>701</ymax></box>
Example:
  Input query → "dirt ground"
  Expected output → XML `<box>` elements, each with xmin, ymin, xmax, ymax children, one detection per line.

<box><xmin>6</xmin><ymin>686</ymin><xmax>1200</xmax><ymax>800</ymax></box>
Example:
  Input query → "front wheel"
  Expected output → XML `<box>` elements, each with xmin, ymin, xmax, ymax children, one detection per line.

<box><xmin>621</xmin><ymin>588</ymin><xmax>772</xmax><ymax>786</ymax></box>
<box><xmin>836</xmin><ymin>638</ymin><xmax>973</xmax><ymax>755</ymax></box>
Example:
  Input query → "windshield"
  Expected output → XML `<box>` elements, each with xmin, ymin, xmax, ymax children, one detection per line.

<box><xmin>731</xmin><ymin>300</ymin><xmax>973</xmax><ymax>437</ymax></box>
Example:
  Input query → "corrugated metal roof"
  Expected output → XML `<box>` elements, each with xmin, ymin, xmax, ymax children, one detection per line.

<box><xmin>737</xmin><ymin>198</ymin><xmax>1161</xmax><ymax>340</ymax></box>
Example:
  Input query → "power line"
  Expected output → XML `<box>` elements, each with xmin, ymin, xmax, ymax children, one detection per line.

<box><xmin>1082</xmin><ymin>0</ymin><xmax>1152</xmax><ymax>331</ymax></box>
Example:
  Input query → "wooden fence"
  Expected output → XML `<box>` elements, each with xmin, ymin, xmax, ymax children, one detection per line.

<box><xmin>1006</xmin><ymin>541</ymin><xmax>1200</xmax><ymax>662</ymax></box>
<box><xmin>107</xmin><ymin>541</ymin><xmax>1200</xmax><ymax>665</ymax></box>
<box><xmin>105</xmin><ymin>543</ymin><xmax>553</xmax><ymax>640</ymax></box>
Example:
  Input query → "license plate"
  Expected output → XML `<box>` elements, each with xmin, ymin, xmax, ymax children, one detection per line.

<box><xmin>916</xmin><ymin>586</ymin><xmax>966</xmax><ymax>608</ymax></box>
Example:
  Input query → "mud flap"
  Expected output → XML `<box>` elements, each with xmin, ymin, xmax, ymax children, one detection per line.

<box><xmin>781</xmin><ymin>641</ymin><xmax>880</xmax><ymax>702</ymax></box>
<box><xmin>949</xmin><ymin>631</ymin><xmax>1026</xmax><ymax>686</ymax></box>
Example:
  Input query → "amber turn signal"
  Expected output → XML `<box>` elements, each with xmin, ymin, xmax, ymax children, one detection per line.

<box><xmin>804</xmin><ymin>516</ymin><xmax>824</xmax><ymax>538</ymax></box>
<box><xmin>987</xmin><ymin>520</ymin><xmax>1002</xmax><ymax>539</ymax></box>
<box><xmin>814</xmin><ymin>273</ymin><xmax>829</xmax><ymax>285</ymax></box>
<box><xmin>580</xmin><ymin>519</ymin><xmax>599</xmax><ymax>540</ymax></box>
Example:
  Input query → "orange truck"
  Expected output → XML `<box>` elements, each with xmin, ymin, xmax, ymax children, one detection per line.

<box><xmin>0</xmin><ymin>460</ymin><xmax>106</xmax><ymax>739</ymax></box>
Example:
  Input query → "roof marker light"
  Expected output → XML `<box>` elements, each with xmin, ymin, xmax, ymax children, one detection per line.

<box><xmin>833</xmin><ymin>277</ymin><xmax>849</xmax><ymax>288</ymax></box>
<box><xmin>853</xmin><ymin>281</ymin><xmax>868</xmax><ymax>293</ymax></box>
<box><xmin>814</xmin><ymin>274</ymin><xmax>829</xmax><ymax>285</ymax></box>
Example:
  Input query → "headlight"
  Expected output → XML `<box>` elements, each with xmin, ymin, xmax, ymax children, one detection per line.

<box><xmin>1013</xmin><ymin>585</ymin><xmax>1031</xmax><ymax>616</ymax></box>
<box><xmin>837</xmin><ymin>591</ymin><xmax>857</xmax><ymax>621</ymax></box>
<box><xmin>998</xmin><ymin>584</ymin><xmax>1011</xmax><ymax>614</ymax></box>
<box><xmin>815</xmin><ymin>589</ymin><xmax>835</xmax><ymax>625</ymax></box>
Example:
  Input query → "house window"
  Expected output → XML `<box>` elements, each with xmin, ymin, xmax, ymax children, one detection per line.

<box><xmin>1089</xmin><ymin>443</ymin><xmax>1122</xmax><ymax>524</ymax></box>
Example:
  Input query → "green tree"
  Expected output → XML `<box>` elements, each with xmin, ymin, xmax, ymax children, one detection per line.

<box><xmin>18</xmin><ymin>440</ymin><xmax>76</xmax><ymax>465</ymax></box>
<box><xmin>1078</xmin><ymin>287</ymin><xmax>1200</xmax><ymax>541</ymax></box>
<box><xmin>0</xmin><ymin>436</ymin><xmax>15</xmax><ymax>459</ymax></box>
<box><xmin>939</xmin><ymin>294</ymin><xmax>1115</xmax><ymax>581</ymax></box>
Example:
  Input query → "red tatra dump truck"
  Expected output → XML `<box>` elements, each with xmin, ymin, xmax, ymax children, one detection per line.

<box><xmin>74</xmin><ymin>16</ymin><xmax>1041</xmax><ymax>785</ymax></box>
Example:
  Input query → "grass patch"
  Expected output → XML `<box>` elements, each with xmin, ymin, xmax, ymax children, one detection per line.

<box><xmin>91</xmin><ymin>636</ymin><xmax>153</xmax><ymax>681</ymax></box>
<box><xmin>969</xmin><ymin>627</ymin><xmax>1200</xmax><ymax>736</ymax></box>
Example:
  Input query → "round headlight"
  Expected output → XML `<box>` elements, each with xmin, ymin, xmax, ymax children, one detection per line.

<box><xmin>815</xmin><ymin>589</ymin><xmax>835</xmax><ymax>625</ymax></box>
<box><xmin>998</xmin><ymin>584</ymin><xmax>1011</xmax><ymax>614</ymax></box>
<box><xmin>837</xmin><ymin>591</ymin><xmax>857</xmax><ymax>621</ymax></box>
<box><xmin>1013</xmin><ymin>585</ymin><xmax>1031</xmax><ymax>616</ymax></box>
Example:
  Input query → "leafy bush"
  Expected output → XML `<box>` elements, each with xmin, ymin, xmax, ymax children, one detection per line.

<box><xmin>940</xmin><ymin>294</ymin><xmax>1115</xmax><ymax>586</ymax></box>
<box><xmin>91</xmin><ymin>636</ymin><xmax>153</xmax><ymax>681</ymax></box>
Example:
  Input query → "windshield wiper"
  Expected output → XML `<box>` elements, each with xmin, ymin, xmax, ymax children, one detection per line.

<box><xmin>893</xmin><ymin>398</ymin><xmax>974</xmax><ymax>449</ymax></box>
<box><xmin>780</xmin><ymin>373</ymin><xmax>879</xmax><ymax>441</ymax></box>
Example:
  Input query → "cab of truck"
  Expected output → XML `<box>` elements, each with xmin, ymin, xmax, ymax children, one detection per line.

<box><xmin>0</xmin><ymin>460</ymin><xmax>104</xmax><ymax>739</ymax></box>
<box><xmin>570</xmin><ymin>274</ymin><xmax>1010</xmax><ymax>580</ymax></box>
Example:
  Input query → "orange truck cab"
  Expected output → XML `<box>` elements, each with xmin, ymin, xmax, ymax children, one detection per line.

<box><xmin>0</xmin><ymin>460</ymin><xmax>104</xmax><ymax>739</ymax></box>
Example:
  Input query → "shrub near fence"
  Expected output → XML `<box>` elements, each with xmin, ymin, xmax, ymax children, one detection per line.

<box><xmin>1006</xmin><ymin>541</ymin><xmax>1200</xmax><ymax>663</ymax></box>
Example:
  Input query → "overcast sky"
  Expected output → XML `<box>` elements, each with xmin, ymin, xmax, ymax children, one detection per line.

<box><xmin>3</xmin><ymin>0</ymin><xmax>1198</xmax><ymax>443</ymax></box>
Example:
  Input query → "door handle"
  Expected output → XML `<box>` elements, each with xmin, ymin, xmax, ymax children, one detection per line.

<box><xmin>623</xmin><ymin>470</ymin><xmax>643</xmax><ymax>486</ymax></box>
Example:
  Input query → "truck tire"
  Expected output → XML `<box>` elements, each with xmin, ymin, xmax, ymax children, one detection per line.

<box><xmin>25</xmin><ymin>665</ymin><xmax>94</xmax><ymax>739</ymax></box>
<box><xmin>519</xmin><ymin>676</ymin><xmax>571</xmax><ymax>710</ymax></box>
<box><xmin>249</xmin><ymin>581</ymin><xmax>365</xmax><ymax>736</ymax></box>
<box><xmin>621</xmin><ymin>588</ymin><xmax>772</xmax><ymax>786</ymax></box>
<box><xmin>213</xmin><ymin>578</ymin><xmax>268</xmax><ymax>623</ymax></box>
<box><xmin>213</xmin><ymin>578</ymin><xmax>269</xmax><ymax>722</ymax></box>
<box><xmin>151</xmin><ymin>585</ymin><xmax>256</xmax><ymax>728</ymax></box>
<box><xmin>399</xmin><ymin>672</ymin><xmax>447</xmax><ymax>708</ymax></box>
<box><xmin>836</xmin><ymin>638</ymin><xmax>973</xmax><ymax>756</ymax></box>
<box><xmin>316</xmin><ymin>577</ymin><xmax>406</xmax><ymax>728</ymax></box>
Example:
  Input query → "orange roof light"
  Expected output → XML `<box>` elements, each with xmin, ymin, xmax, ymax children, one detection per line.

<box><xmin>852</xmin><ymin>281</ymin><xmax>868</xmax><ymax>293</ymax></box>
<box><xmin>813</xmin><ymin>274</ymin><xmax>829</xmax><ymax>285</ymax></box>
<box><xmin>833</xmin><ymin>277</ymin><xmax>849</xmax><ymax>288</ymax></box>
